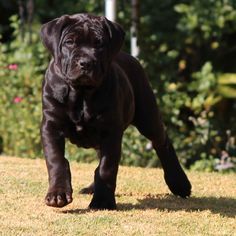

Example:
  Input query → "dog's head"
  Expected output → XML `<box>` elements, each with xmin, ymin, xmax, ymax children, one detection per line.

<box><xmin>41</xmin><ymin>13</ymin><xmax>125</xmax><ymax>88</ymax></box>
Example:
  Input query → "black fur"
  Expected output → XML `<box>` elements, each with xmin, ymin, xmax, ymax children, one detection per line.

<box><xmin>40</xmin><ymin>13</ymin><xmax>191</xmax><ymax>210</ymax></box>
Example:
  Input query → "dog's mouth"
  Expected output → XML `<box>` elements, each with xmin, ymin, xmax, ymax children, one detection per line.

<box><xmin>67</xmin><ymin>73</ymin><xmax>98</xmax><ymax>89</ymax></box>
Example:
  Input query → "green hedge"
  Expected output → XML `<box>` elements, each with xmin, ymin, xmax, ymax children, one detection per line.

<box><xmin>0</xmin><ymin>0</ymin><xmax>236</xmax><ymax>172</ymax></box>
<box><xmin>0</xmin><ymin>16</ymin><xmax>46</xmax><ymax>158</ymax></box>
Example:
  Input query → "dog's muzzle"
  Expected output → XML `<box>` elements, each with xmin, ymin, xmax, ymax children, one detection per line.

<box><xmin>66</xmin><ymin>57</ymin><xmax>98</xmax><ymax>87</ymax></box>
<box><xmin>78</xmin><ymin>57</ymin><xmax>97</xmax><ymax>73</ymax></box>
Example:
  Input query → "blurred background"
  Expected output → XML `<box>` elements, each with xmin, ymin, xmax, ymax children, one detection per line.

<box><xmin>0</xmin><ymin>0</ymin><xmax>236</xmax><ymax>172</ymax></box>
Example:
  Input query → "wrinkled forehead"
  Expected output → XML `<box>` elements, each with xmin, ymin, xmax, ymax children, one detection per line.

<box><xmin>63</xmin><ymin>14</ymin><xmax>105</xmax><ymax>39</ymax></box>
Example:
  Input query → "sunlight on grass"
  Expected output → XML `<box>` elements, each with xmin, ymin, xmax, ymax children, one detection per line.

<box><xmin>0</xmin><ymin>156</ymin><xmax>235</xmax><ymax>235</ymax></box>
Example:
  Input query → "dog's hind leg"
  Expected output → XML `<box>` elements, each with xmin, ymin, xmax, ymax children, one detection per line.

<box><xmin>133</xmin><ymin>86</ymin><xmax>191</xmax><ymax>198</ymax></box>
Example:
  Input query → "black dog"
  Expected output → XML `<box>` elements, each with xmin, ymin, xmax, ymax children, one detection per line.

<box><xmin>40</xmin><ymin>13</ymin><xmax>191</xmax><ymax>210</ymax></box>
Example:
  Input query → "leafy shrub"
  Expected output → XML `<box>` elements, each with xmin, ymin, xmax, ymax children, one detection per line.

<box><xmin>122</xmin><ymin>127</ymin><xmax>157</xmax><ymax>167</ymax></box>
<box><xmin>129</xmin><ymin>0</ymin><xmax>236</xmax><ymax>169</ymax></box>
<box><xmin>0</xmin><ymin>15</ymin><xmax>46</xmax><ymax>158</ymax></box>
<box><xmin>0</xmin><ymin>1</ymin><xmax>236</xmax><ymax>172</ymax></box>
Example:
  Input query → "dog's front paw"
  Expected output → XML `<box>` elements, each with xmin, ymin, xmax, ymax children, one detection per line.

<box><xmin>89</xmin><ymin>194</ymin><xmax>116</xmax><ymax>210</ymax></box>
<box><xmin>88</xmin><ymin>183</ymin><xmax>116</xmax><ymax>210</ymax></box>
<box><xmin>45</xmin><ymin>189</ymin><xmax>73</xmax><ymax>208</ymax></box>
<box><xmin>165</xmin><ymin>171</ymin><xmax>191</xmax><ymax>198</ymax></box>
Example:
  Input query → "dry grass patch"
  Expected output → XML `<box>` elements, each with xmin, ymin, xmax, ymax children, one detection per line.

<box><xmin>0</xmin><ymin>156</ymin><xmax>236</xmax><ymax>235</ymax></box>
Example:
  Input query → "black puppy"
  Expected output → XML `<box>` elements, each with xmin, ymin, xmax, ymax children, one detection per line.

<box><xmin>40</xmin><ymin>13</ymin><xmax>191</xmax><ymax>210</ymax></box>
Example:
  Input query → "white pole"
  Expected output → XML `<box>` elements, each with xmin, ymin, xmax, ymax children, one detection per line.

<box><xmin>131</xmin><ymin>27</ymin><xmax>139</xmax><ymax>57</ymax></box>
<box><xmin>105</xmin><ymin>0</ymin><xmax>116</xmax><ymax>22</ymax></box>
<box><xmin>131</xmin><ymin>0</ymin><xmax>139</xmax><ymax>57</ymax></box>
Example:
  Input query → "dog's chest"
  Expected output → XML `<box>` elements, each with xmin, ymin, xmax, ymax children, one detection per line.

<box><xmin>66</xmin><ymin>93</ymin><xmax>104</xmax><ymax>148</ymax></box>
<box><xmin>68</xmin><ymin>98</ymin><xmax>97</xmax><ymax>129</ymax></box>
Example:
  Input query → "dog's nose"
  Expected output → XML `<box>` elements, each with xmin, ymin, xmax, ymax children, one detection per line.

<box><xmin>79</xmin><ymin>58</ymin><xmax>95</xmax><ymax>71</ymax></box>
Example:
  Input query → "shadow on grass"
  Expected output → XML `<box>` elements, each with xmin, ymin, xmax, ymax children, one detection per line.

<box><xmin>60</xmin><ymin>194</ymin><xmax>236</xmax><ymax>218</ymax></box>
<box><xmin>60</xmin><ymin>208</ymin><xmax>91</xmax><ymax>214</ymax></box>
<box><xmin>117</xmin><ymin>194</ymin><xmax>236</xmax><ymax>218</ymax></box>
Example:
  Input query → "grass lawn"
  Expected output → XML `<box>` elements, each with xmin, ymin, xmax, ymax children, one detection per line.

<box><xmin>0</xmin><ymin>156</ymin><xmax>236</xmax><ymax>235</ymax></box>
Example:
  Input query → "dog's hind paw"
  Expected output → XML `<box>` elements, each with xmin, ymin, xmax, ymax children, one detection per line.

<box><xmin>79</xmin><ymin>182</ymin><xmax>94</xmax><ymax>195</ymax></box>
<box><xmin>165</xmin><ymin>172</ymin><xmax>192</xmax><ymax>198</ymax></box>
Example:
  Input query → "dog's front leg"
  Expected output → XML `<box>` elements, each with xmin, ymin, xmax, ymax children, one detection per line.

<box><xmin>89</xmin><ymin>132</ymin><xmax>122</xmax><ymax>210</ymax></box>
<box><xmin>41</xmin><ymin>122</ymin><xmax>73</xmax><ymax>208</ymax></box>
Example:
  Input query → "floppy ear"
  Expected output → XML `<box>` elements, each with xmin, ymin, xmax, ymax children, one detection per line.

<box><xmin>40</xmin><ymin>15</ymin><xmax>71</xmax><ymax>64</ymax></box>
<box><xmin>103</xmin><ymin>17</ymin><xmax>125</xmax><ymax>58</ymax></box>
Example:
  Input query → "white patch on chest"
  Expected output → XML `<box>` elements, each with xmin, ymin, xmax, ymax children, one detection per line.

<box><xmin>76</xmin><ymin>125</ymin><xmax>83</xmax><ymax>131</ymax></box>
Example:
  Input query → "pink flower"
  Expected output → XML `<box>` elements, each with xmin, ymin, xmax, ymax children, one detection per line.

<box><xmin>8</xmin><ymin>64</ymin><xmax>18</xmax><ymax>70</ymax></box>
<box><xmin>13</xmin><ymin>97</ymin><xmax>23</xmax><ymax>103</ymax></box>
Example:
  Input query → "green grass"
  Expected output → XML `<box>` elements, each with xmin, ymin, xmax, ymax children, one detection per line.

<box><xmin>0</xmin><ymin>156</ymin><xmax>236</xmax><ymax>235</ymax></box>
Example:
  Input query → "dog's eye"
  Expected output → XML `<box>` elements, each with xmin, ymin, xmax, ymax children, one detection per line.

<box><xmin>94</xmin><ymin>39</ymin><xmax>103</xmax><ymax>48</ymax></box>
<box><xmin>64</xmin><ymin>39</ymin><xmax>74</xmax><ymax>46</ymax></box>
